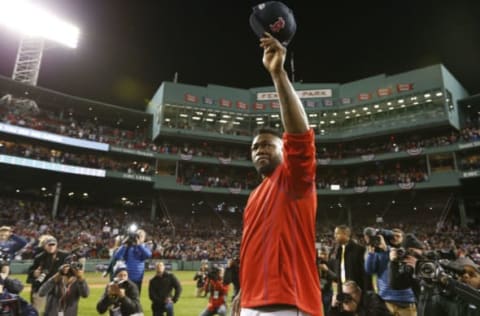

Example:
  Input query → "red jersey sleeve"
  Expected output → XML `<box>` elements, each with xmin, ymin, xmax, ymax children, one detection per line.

<box><xmin>282</xmin><ymin>128</ymin><xmax>316</xmax><ymax>196</ymax></box>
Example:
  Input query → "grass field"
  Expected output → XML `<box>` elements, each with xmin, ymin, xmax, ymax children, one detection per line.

<box><xmin>14</xmin><ymin>271</ymin><xmax>223</xmax><ymax>316</ymax></box>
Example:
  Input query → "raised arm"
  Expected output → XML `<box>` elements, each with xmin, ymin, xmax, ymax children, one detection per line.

<box><xmin>260</xmin><ymin>33</ymin><xmax>308</xmax><ymax>134</ymax></box>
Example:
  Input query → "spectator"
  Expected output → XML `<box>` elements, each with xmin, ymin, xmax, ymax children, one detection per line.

<box><xmin>148</xmin><ymin>261</ymin><xmax>182</xmax><ymax>316</ymax></box>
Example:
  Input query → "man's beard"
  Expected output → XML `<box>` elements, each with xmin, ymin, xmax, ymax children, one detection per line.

<box><xmin>256</xmin><ymin>161</ymin><xmax>279</xmax><ymax>177</ymax></box>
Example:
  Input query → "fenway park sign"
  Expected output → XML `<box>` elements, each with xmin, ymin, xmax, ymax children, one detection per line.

<box><xmin>257</xmin><ymin>89</ymin><xmax>332</xmax><ymax>101</ymax></box>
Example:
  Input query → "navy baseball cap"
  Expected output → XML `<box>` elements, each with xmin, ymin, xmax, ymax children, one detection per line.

<box><xmin>249</xmin><ymin>1</ymin><xmax>297</xmax><ymax>46</ymax></box>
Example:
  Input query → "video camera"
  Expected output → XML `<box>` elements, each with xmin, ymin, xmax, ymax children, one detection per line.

<box><xmin>363</xmin><ymin>227</ymin><xmax>394</xmax><ymax>249</ymax></box>
<box><xmin>122</xmin><ymin>224</ymin><xmax>140</xmax><ymax>245</ymax></box>
<box><xmin>0</xmin><ymin>249</ymin><xmax>11</xmax><ymax>268</ymax></box>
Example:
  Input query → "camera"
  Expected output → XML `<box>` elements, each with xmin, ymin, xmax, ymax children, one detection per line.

<box><xmin>0</xmin><ymin>250</ymin><xmax>10</xmax><ymax>268</ymax></box>
<box><xmin>363</xmin><ymin>227</ymin><xmax>394</xmax><ymax>249</ymax></box>
<box><xmin>336</xmin><ymin>292</ymin><xmax>354</xmax><ymax>306</ymax></box>
<box><xmin>123</xmin><ymin>224</ymin><xmax>140</xmax><ymax>245</ymax></box>
<box><xmin>35</xmin><ymin>272</ymin><xmax>47</xmax><ymax>284</ymax></box>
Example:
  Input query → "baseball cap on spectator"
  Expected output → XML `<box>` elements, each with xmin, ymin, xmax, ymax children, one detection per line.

<box><xmin>0</xmin><ymin>226</ymin><xmax>11</xmax><ymax>232</ymax></box>
<box><xmin>249</xmin><ymin>1</ymin><xmax>297</xmax><ymax>46</ymax></box>
<box><xmin>113</xmin><ymin>262</ymin><xmax>128</xmax><ymax>276</ymax></box>
<box><xmin>453</xmin><ymin>257</ymin><xmax>480</xmax><ymax>273</ymax></box>
<box><xmin>44</xmin><ymin>237</ymin><xmax>57</xmax><ymax>246</ymax></box>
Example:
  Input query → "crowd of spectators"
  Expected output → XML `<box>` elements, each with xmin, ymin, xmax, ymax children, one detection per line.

<box><xmin>3</xmin><ymin>101</ymin><xmax>480</xmax><ymax>165</ymax></box>
<box><xmin>0</xmin><ymin>140</ymin><xmax>156</xmax><ymax>175</ymax></box>
<box><xmin>1</xmin><ymin>196</ymin><xmax>479</xmax><ymax>265</ymax></box>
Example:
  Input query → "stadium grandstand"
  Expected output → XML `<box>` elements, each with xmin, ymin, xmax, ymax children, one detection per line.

<box><xmin>0</xmin><ymin>63</ymin><xmax>480</xmax><ymax>272</ymax></box>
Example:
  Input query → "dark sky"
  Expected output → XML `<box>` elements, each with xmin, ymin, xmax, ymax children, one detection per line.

<box><xmin>0</xmin><ymin>0</ymin><xmax>479</xmax><ymax>111</ymax></box>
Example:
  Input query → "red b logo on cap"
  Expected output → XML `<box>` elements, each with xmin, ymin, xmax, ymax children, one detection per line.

<box><xmin>269</xmin><ymin>17</ymin><xmax>285</xmax><ymax>33</ymax></box>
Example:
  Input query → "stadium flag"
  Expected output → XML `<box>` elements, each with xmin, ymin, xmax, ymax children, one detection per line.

<box><xmin>323</xmin><ymin>99</ymin><xmax>334</xmax><ymax>107</ymax></box>
<box><xmin>305</xmin><ymin>100</ymin><xmax>316</xmax><ymax>108</ymax></box>
<box><xmin>377</xmin><ymin>88</ymin><xmax>392</xmax><ymax>97</ymax></box>
<box><xmin>203</xmin><ymin>96</ymin><xmax>214</xmax><ymax>105</ymax></box>
<box><xmin>397</xmin><ymin>83</ymin><xmax>414</xmax><ymax>92</ymax></box>
<box><xmin>236</xmin><ymin>101</ymin><xmax>249</xmax><ymax>110</ymax></box>
<box><xmin>358</xmin><ymin>93</ymin><xmax>372</xmax><ymax>101</ymax></box>
<box><xmin>184</xmin><ymin>93</ymin><xmax>198</xmax><ymax>103</ymax></box>
<box><xmin>271</xmin><ymin>101</ymin><xmax>281</xmax><ymax>109</ymax></box>
<box><xmin>219</xmin><ymin>98</ymin><xmax>232</xmax><ymax>107</ymax></box>
<box><xmin>228</xmin><ymin>187</ymin><xmax>242</xmax><ymax>194</ymax></box>
<box><xmin>341</xmin><ymin>97</ymin><xmax>352</xmax><ymax>105</ymax></box>
<box><xmin>218</xmin><ymin>157</ymin><xmax>232</xmax><ymax>164</ymax></box>
<box><xmin>317</xmin><ymin>158</ymin><xmax>331</xmax><ymax>165</ymax></box>
<box><xmin>354</xmin><ymin>186</ymin><xmax>368</xmax><ymax>193</ymax></box>
<box><xmin>253</xmin><ymin>102</ymin><xmax>266</xmax><ymax>110</ymax></box>
<box><xmin>190</xmin><ymin>185</ymin><xmax>204</xmax><ymax>192</ymax></box>
<box><xmin>406</xmin><ymin>148</ymin><xmax>423</xmax><ymax>156</ymax></box>
<box><xmin>180</xmin><ymin>153</ymin><xmax>193</xmax><ymax>160</ymax></box>
<box><xmin>361</xmin><ymin>154</ymin><xmax>375</xmax><ymax>161</ymax></box>
<box><xmin>398</xmin><ymin>182</ymin><xmax>415</xmax><ymax>190</ymax></box>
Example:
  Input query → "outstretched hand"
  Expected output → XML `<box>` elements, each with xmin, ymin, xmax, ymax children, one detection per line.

<box><xmin>260</xmin><ymin>32</ymin><xmax>286</xmax><ymax>76</ymax></box>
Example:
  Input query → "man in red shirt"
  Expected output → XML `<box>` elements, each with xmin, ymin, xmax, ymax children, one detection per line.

<box><xmin>232</xmin><ymin>32</ymin><xmax>322</xmax><ymax>316</ymax></box>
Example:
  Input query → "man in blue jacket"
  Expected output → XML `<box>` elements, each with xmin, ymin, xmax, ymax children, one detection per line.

<box><xmin>364</xmin><ymin>228</ymin><xmax>417</xmax><ymax>316</ymax></box>
<box><xmin>0</xmin><ymin>226</ymin><xmax>27</xmax><ymax>275</ymax></box>
<box><xmin>114</xmin><ymin>229</ymin><xmax>151</xmax><ymax>293</ymax></box>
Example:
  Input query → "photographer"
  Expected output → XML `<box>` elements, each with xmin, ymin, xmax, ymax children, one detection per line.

<box><xmin>199</xmin><ymin>267</ymin><xmax>228</xmax><ymax>316</ymax></box>
<box><xmin>148</xmin><ymin>261</ymin><xmax>182</xmax><ymax>316</ymax></box>
<box><xmin>27</xmin><ymin>236</ymin><xmax>69</xmax><ymax>314</ymax></box>
<box><xmin>97</xmin><ymin>263</ymin><xmax>143</xmax><ymax>316</ymax></box>
<box><xmin>0</xmin><ymin>226</ymin><xmax>27</xmax><ymax>275</ymax></box>
<box><xmin>0</xmin><ymin>278</ymin><xmax>38</xmax><ymax>316</ymax></box>
<box><xmin>318</xmin><ymin>247</ymin><xmax>337</xmax><ymax>315</ymax></box>
<box><xmin>38</xmin><ymin>261</ymin><xmax>89</xmax><ymax>316</ymax></box>
<box><xmin>364</xmin><ymin>228</ymin><xmax>416</xmax><ymax>316</ymax></box>
<box><xmin>113</xmin><ymin>228</ymin><xmax>151</xmax><ymax>293</ymax></box>
<box><xmin>330</xmin><ymin>280</ymin><xmax>391</xmax><ymax>316</ymax></box>
<box><xmin>193</xmin><ymin>262</ymin><xmax>209</xmax><ymax>297</ymax></box>
<box><xmin>440</xmin><ymin>257</ymin><xmax>480</xmax><ymax>316</ymax></box>
<box><xmin>389</xmin><ymin>234</ymin><xmax>456</xmax><ymax>316</ymax></box>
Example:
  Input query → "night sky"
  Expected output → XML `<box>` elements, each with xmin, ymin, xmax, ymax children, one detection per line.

<box><xmin>0</xmin><ymin>0</ymin><xmax>479</xmax><ymax>111</ymax></box>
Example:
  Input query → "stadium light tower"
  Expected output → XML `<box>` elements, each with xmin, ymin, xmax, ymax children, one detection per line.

<box><xmin>0</xmin><ymin>0</ymin><xmax>80</xmax><ymax>86</ymax></box>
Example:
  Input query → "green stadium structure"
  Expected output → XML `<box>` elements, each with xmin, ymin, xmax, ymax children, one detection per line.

<box><xmin>1</xmin><ymin>63</ymin><xmax>480</xmax><ymax>228</ymax></box>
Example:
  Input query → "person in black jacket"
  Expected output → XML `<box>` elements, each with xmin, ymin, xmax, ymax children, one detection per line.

<box><xmin>223</xmin><ymin>258</ymin><xmax>240</xmax><ymax>300</ymax></box>
<box><xmin>330</xmin><ymin>225</ymin><xmax>373</xmax><ymax>293</ymax></box>
<box><xmin>149</xmin><ymin>261</ymin><xmax>182</xmax><ymax>316</ymax></box>
<box><xmin>318</xmin><ymin>247</ymin><xmax>337</xmax><ymax>315</ymax></box>
<box><xmin>329</xmin><ymin>280</ymin><xmax>392</xmax><ymax>316</ymax></box>
<box><xmin>26</xmin><ymin>236</ymin><xmax>69</xmax><ymax>314</ymax></box>
<box><xmin>97</xmin><ymin>263</ymin><xmax>143</xmax><ymax>316</ymax></box>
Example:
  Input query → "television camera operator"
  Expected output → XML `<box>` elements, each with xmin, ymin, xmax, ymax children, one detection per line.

<box><xmin>426</xmin><ymin>257</ymin><xmax>480</xmax><ymax>316</ymax></box>
<box><xmin>329</xmin><ymin>280</ymin><xmax>391</xmax><ymax>316</ymax></box>
<box><xmin>27</xmin><ymin>236</ymin><xmax>69</xmax><ymax>314</ymax></box>
<box><xmin>97</xmin><ymin>263</ymin><xmax>143</xmax><ymax>316</ymax></box>
<box><xmin>363</xmin><ymin>227</ymin><xmax>416</xmax><ymax>316</ymax></box>
<box><xmin>113</xmin><ymin>226</ymin><xmax>152</xmax><ymax>294</ymax></box>
<box><xmin>388</xmin><ymin>233</ymin><xmax>459</xmax><ymax>316</ymax></box>
<box><xmin>38</xmin><ymin>255</ymin><xmax>89</xmax><ymax>316</ymax></box>
<box><xmin>199</xmin><ymin>266</ymin><xmax>228</xmax><ymax>316</ymax></box>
